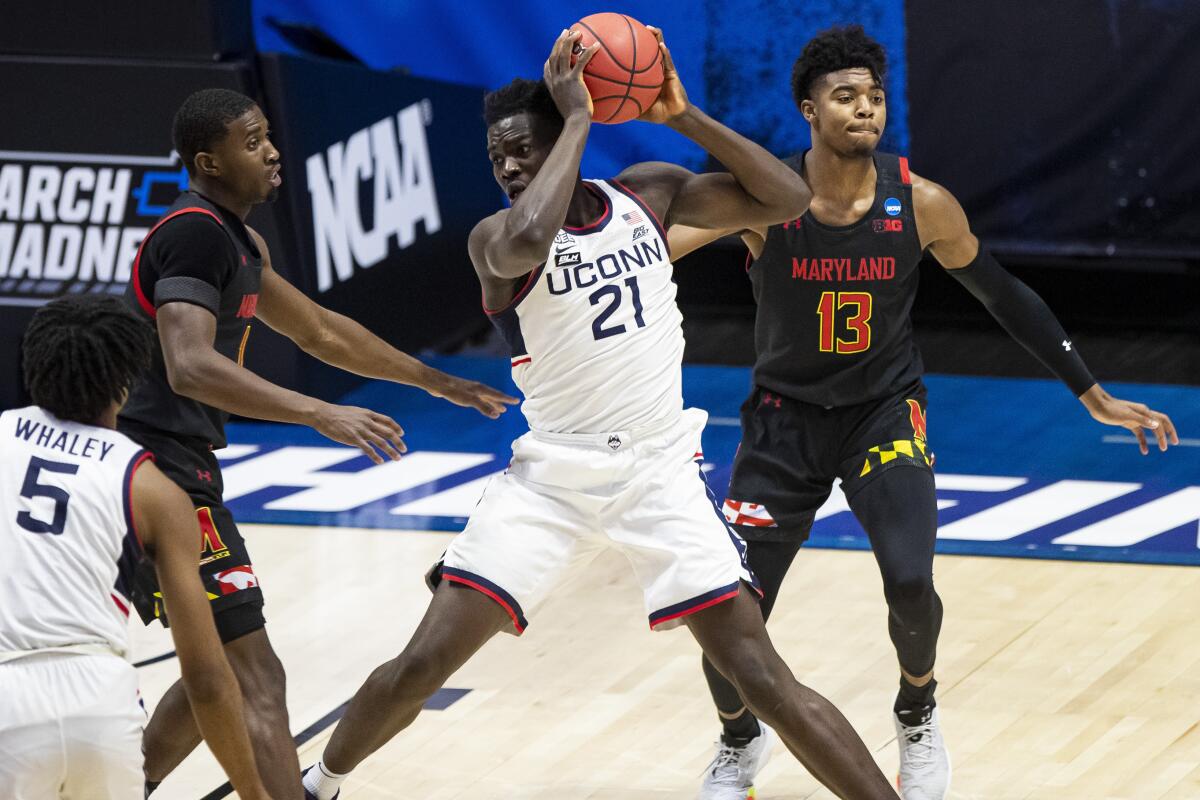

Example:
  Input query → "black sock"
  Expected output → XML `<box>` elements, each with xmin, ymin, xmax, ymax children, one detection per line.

<box><xmin>145</xmin><ymin>781</ymin><xmax>160</xmax><ymax>799</ymax></box>
<box><xmin>894</xmin><ymin>675</ymin><xmax>937</xmax><ymax>726</ymax></box>
<box><xmin>720</xmin><ymin>708</ymin><xmax>762</xmax><ymax>745</ymax></box>
<box><xmin>702</xmin><ymin>654</ymin><xmax>762</xmax><ymax>744</ymax></box>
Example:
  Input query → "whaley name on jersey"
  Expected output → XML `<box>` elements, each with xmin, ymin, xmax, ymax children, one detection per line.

<box><xmin>12</xmin><ymin>414</ymin><xmax>118</xmax><ymax>462</ymax></box>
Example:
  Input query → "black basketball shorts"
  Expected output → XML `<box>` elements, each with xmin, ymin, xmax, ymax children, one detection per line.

<box><xmin>117</xmin><ymin>422</ymin><xmax>265</xmax><ymax>643</ymax></box>
<box><xmin>721</xmin><ymin>380</ymin><xmax>933</xmax><ymax>542</ymax></box>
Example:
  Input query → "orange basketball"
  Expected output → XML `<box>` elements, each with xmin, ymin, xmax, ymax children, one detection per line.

<box><xmin>570</xmin><ymin>13</ymin><xmax>664</xmax><ymax>124</ymax></box>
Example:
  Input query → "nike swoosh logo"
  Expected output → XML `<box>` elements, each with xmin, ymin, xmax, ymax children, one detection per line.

<box><xmin>554</xmin><ymin>245</ymin><xmax>572</xmax><ymax>253</ymax></box>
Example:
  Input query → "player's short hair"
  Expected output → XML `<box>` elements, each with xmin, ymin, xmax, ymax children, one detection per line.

<box><xmin>483</xmin><ymin>78</ymin><xmax>564</xmax><ymax>136</ymax></box>
<box><xmin>173</xmin><ymin>88</ymin><xmax>258</xmax><ymax>176</ymax></box>
<box><xmin>791</xmin><ymin>25</ymin><xmax>887</xmax><ymax>107</ymax></box>
<box><xmin>22</xmin><ymin>296</ymin><xmax>154</xmax><ymax>425</ymax></box>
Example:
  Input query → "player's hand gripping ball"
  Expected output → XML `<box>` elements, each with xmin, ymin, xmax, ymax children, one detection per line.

<box><xmin>569</xmin><ymin>13</ymin><xmax>664</xmax><ymax>124</ymax></box>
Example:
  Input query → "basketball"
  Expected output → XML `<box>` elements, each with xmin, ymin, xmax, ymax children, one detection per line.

<box><xmin>570</xmin><ymin>13</ymin><xmax>664</xmax><ymax>124</ymax></box>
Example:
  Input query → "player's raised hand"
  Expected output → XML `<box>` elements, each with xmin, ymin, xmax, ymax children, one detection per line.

<box><xmin>1079</xmin><ymin>385</ymin><xmax>1179</xmax><ymax>455</ymax></box>
<box><xmin>638</xmin><ymin>26</ymin><xmax>689</xmax><ymax>124</ymax></box>
<box><xmin>311</xmin><ymin>403</ymin><xmax>406</xmax><ymax>463</ymax></box>
<box><xmin>427</xmin><ymin>373</ymin><xmax>519</xmax><ymax>419</ymax></box>
<box><xmin>544</xmin><ymin>28</ymin><xmax>596</xmax><ymax>119</ymax></box>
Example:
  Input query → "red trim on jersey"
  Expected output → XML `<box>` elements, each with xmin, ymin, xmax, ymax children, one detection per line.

<box><xmin>442</xmin><ymin>573</ymin><xmax>526</xmax><ymax>634</ymax></box>
<box><xmin>562</xmin><ymin>182</ymin><xmax>612</xmax><ymax>232</ymax></box>
<box><xmin>483</xmin><ymin>264</ymin><xmax>544</xmax><ymax>316</ymax></box>
<box><xmin>898</xmin><ymin>157</ymin><xmax>911</xmax><ymax>186</ymax></box>
<box><xmin>131</xmin><ymin>207</ymin><xmax>223</xmax><ymax>318</ymax></box>
<box><xmin>510</xmin><ymin>356</ymin><xmax>532</xmax><ymax>367</ymax></box>
<box><xmin>744</xmin><ymin>249</ymin><xmax>753</xmax><ymax>273</ymax></box>
<box><xmin>649</xmin><ymin>587</ymin><xmax>740</xmax><ymax>630</ymax></box>
<box><xmin>111</xmin><ymin>593</ymin><xmax>130</xmax><ymax>618</ymax></box>
<box><xmin>124</xmin><ymin>451</ymin><xmax>156</xmax><ymax>548</ymax></box>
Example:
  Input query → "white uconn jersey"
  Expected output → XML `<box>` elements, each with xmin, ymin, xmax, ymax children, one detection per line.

<box><xmin>0</xmin><ymin>406</ymin><xmax>149</xmax><ymax>662</ymax></box>
<box><xmin>487</xmin><ymin>180</ymin><xmax>684</xmax><ymax>433</ymax></box>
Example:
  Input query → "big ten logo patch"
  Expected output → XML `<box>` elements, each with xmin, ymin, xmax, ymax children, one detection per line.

<box><xmin>197</xmin><ymin>506</ymin><xmax>231</xmax><ymax>565</ymax></box>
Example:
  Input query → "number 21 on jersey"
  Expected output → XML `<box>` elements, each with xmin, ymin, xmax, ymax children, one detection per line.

<box><xmin>589</xmin><ymin>276</ymin><xmax>646</xmax><ymax>341</ymax></box>
<box><xmin>817</xmin><ymin>291</ymin><xmax>873</xmax><ymax>354</ymax></box>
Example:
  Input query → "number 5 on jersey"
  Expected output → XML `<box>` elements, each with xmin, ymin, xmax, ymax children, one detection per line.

<box><xmin>16</xmin><ymin>457</ymin><xmax>78</xmax><ymax>535</ymax></box>
<box><xmin>817</xmin><ymin>291</ymin><xmax>873</xmax><ymax>354</ymax></box>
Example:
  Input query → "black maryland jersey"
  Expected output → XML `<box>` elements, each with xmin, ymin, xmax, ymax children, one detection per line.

<box><xmin>119</xmin><ymin>192</ymin><xmax>263</xmax><ymax>448</ymax></box>
<box><xmin>749</xmin><ymin>151</ymin><xmax>925</xmax><ymax>407</ymax></box>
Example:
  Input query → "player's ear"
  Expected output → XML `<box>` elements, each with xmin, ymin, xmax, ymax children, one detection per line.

<box><xmin>800</xmin><ymin>99</ymin><xmax>817</xmax><ymax>122</ymax></box>
<box><xmin>194</xmin><ymin>151</ymin><xmax>219</xmax><ymax>177</ymax></box>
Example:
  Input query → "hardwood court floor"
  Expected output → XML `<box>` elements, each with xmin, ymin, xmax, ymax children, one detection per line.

<box><xmin>132</xmin><ymin>523</ymin><xmax>1200</xmax><ymax>800</ymax></box>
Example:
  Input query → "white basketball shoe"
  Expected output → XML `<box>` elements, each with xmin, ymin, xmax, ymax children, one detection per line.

<box><xmin>894</xmin><ymin>707</ymin><xmax>951</xmax><ymax>800</ymax></box>
<box><xmin>696</xmin><ymin>721</ymin><xmax>776</xmax><ymax>800</ymax></box>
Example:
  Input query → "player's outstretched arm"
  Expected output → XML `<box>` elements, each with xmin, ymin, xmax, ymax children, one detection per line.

<box><xmin>249</xmin><ymin>229</ymin><xmax>517</xmax><ymax>419</ymax></box>
<box><xmin>157</xmin><ymin>301</ymin><xmax>406</xmax><ymax>463</ymax></box>
<box><xmin>914</xmin><ymin>174</ymin><xmax>1179</xmax><ymax>454</ymax></box>
<box><xmin>625</xmin><ymin>27</ymin><xmax>810</xmax><ymax>232</ymax></box>
<box><xmin>475</xmin><ymin>29</ymin><xmax>598</xmax><ymax>280</ymax></box>
<box><xmin>132</xmin><ymin>460</ymin><xmax>275</xmax><ymax>800</ymax></box>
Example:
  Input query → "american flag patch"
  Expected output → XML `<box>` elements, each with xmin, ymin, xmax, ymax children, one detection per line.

<box><xmin>622</xmin><ymin>209</ymin><xmax>643</xmax><ymax>225</ymax></box>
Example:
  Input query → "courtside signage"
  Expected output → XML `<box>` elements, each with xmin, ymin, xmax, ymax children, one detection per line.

<box><xmin>0</xmin><ymin>151</ymin><xmax>187</xmax><ymax>305</ymax></box>
<box><xmin>305</xmin><ymin>100</ymin><xmax>441</xmax><ymax>293</ymax></box>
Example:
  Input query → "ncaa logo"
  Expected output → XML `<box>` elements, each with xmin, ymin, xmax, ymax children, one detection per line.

<box><xmin>884</xmin><ymin>197</ymin><xmax>902</xmax><ymax>216</ymax></box>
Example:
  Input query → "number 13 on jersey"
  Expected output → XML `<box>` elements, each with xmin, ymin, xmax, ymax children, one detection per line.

<box><xmin>817</xmin><ymin>291</ymin><xmax>873</xmax><ymax>354</ymax></box>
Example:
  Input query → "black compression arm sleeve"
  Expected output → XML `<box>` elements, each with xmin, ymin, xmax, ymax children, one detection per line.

<box><xmin>947</xmin><ymin>248</ymin><xmax>1096</xmax><ymax>396</ymax></box>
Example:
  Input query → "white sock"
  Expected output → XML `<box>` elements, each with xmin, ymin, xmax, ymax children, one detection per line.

<box><xmin>303</xmin><ymin>760</ymin><xmax>348</xmax><ymax>800</ymax></box>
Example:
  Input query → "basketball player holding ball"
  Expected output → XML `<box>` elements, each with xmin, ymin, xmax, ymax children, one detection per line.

<box><xmin>303</xmin><ymin>20</ymin><xmax>898</xmax><ymax>800</ymax></box>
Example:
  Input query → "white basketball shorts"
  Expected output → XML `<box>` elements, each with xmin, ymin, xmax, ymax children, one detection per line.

<box><xmin>0</xmin><ymin>651</ymin><xmax>143</xmax><ymax>799</ymax></box>
<box><xmin>428</xmin><ymin>408</ymin><xmax>760</xmax><ymax>634</ymax></box>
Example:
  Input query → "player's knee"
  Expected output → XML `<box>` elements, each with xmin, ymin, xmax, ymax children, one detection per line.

<box><xmin>239</xmin><ymin>663</ymin><xmax>287</xmax><ymax>715</ymax></box>
<box><xmin>229</xmin><ymin>645</ymin><xmax>288</xmax><ymax>712</ymax></box>
<box><xmin>884</xmin><ymin>572</ymin><xmax>935</xmax><ymax>610</ymax></box>
<box><xmin>386</xmin><ymin>648</ymin><xmax>449</xmax><ymax>700</ymax></box>
<box><xmin>723</xmin><ymin>652</ymin><xmax>784</xmax><ymax>710</ymax></box>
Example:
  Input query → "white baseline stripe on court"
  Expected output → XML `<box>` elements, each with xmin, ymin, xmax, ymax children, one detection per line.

<box><xmin>937</xmin><ymin>479</ymin><xmax>1140</xmax><ymax>541</ymax></box>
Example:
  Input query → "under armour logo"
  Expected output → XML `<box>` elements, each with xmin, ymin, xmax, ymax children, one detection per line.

<box><xmin>607</xmin><ymin>434</ymin><xmax>622</xmax><ymax>450</ymax></box>
<box><xmin>1062</xmin><ymin>340</ymin><xmax>1072</xmax><ymax>351</ymax></box>
<box><xmin>761</xmin><ymin>392</ymin><xmax>782</xmax><ymax>409</ymax></box>
<box><xmin>196</xmin><ymin>469</ymin><xmax>213</xmax><ymax>482</ymax></box>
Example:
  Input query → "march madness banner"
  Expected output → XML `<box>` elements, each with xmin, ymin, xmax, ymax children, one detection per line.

<box><xmin>0</xmin><ymin>59</ymin><xmax>261</xmax><ymax>410</ymax></box>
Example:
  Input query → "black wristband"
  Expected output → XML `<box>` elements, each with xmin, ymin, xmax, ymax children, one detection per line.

<box><xmin>948</xmin><ymin>248</ymin><xmax>1096</xmax><ymax>396</ymax></box>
